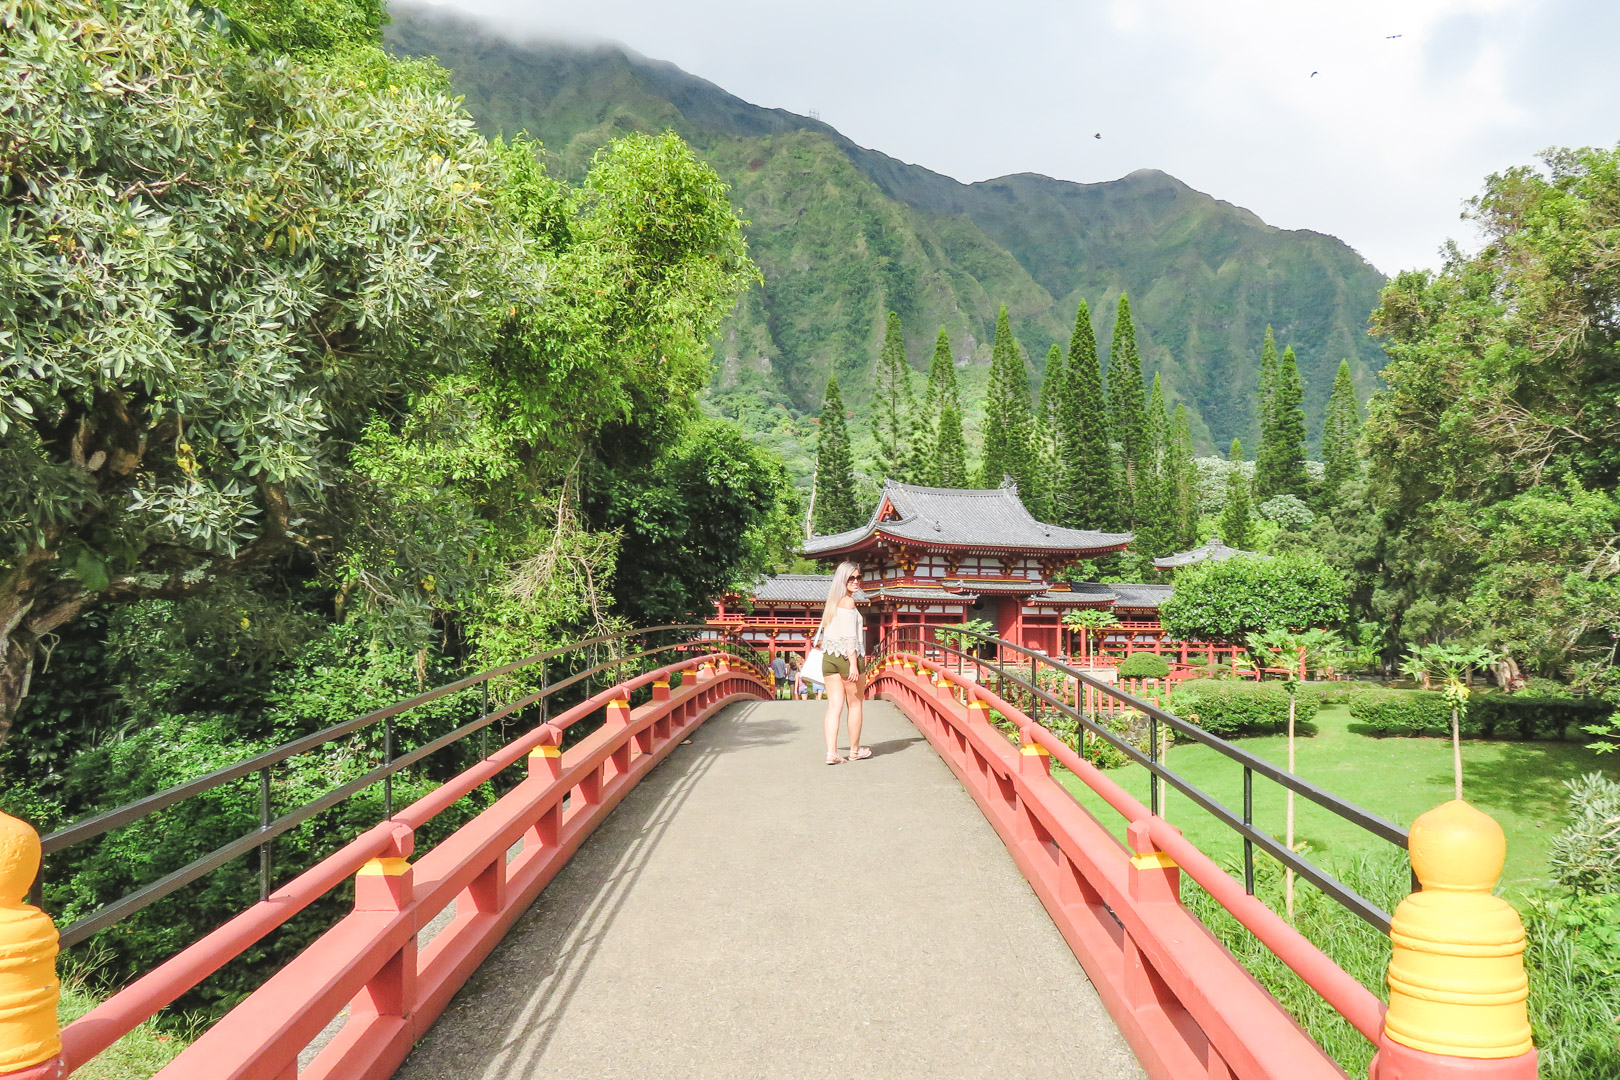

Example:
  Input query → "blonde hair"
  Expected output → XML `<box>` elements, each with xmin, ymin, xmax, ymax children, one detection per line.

<box><xmin>818</xmin><ymin>561</ymin><xmax>860</xmax><ymax>635</ymax></box>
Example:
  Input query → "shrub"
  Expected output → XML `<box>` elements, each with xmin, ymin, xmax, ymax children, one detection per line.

<box><xmin>1549</xmin><ymin>773</ymin><xmax>1620</xmax><ymax>895</ymax></box>
<box><xmin>1349</xmin><ymin>686</ymin><xmax>1605</xmax><ymax>740</ymax></box>
<box><xmin>1348</xmin><ymin>686</ymin><xmax>1457</xmax><ymax>735</ymax></box>
<box><xmin>1171</xmin><ymin>680</ymin><xmax>1318</xmax><ymax>738</ymax></box>
<box><xmin>1469</xmin><ymin>692</ymin><xmax>1610</xmax><ymax>740</ymax></box>
<box><xmin>1117</xmin><ymin>652</ymin><xmax>1171</xmax><ymax>679</ymax></box>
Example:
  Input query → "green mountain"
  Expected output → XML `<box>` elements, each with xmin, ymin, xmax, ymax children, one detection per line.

<box><xmin>386</xmin><ymin>6</ymin><xmax>1387</xmax><ymax>481</ymax></box>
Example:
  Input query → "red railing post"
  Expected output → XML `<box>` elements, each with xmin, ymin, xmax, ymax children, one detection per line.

<box><xmin>348</xmin><ymin>822</ymin><xmax>416</xmax><ymax>1059</ymax></box>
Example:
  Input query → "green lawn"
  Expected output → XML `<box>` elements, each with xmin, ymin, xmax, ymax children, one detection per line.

<box><xmin>1055</xmin><ymin>703</ymin><xmax>1620</xmax><ymax>896</ymax></box>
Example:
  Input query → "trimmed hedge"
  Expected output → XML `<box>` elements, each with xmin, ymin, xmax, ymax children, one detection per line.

<box><xmin>1171</xmin><ymin>680</ymin><xmax>1319</xmax><ymax>738</ymax></box>
<box><xmin>1118</xmin><ymin>652</ymin><xmax>1171</xmax><ymax>679</ymax></box>
<box><xmin>1348</xmin><ymin>686</ymin><xmax>1608</xmax><ymax>740</ymax></box>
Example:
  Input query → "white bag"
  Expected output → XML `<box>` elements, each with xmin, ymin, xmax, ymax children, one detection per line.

<box><xmin>802</xmin><ymin>647</ymin><xmax>826</xmax><ymax>683</ymax></box>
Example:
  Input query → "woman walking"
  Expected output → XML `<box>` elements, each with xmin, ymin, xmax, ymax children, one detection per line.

<box><xmin>815</xmin><ymin>561</ymin><xmax>868</xmax><ymax>764</ymax></box>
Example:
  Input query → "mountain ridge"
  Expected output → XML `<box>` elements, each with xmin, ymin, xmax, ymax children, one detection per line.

<box><xmin>386</xmin><ymin>5</ymin><xmax>1387</xmax><ymax>476</ymax></box>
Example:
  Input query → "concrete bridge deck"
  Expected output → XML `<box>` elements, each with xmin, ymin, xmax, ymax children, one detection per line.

<box><xmin>395</xmin><ymin>699</ymin><xmax>1143</xmax><ymax>1080</ymax></box>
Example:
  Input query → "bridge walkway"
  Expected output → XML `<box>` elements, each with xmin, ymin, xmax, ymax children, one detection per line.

<box><xmin>394</xmin><ymin>698</ymin><xmax>1143</xmax><ymax>1080</ymax></box>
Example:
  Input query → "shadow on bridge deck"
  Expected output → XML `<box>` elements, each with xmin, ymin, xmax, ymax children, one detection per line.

<box><xmin>394</xmin><ymin>699</ymin><xmax>1143</xmax><ymax>1080</ymax></box>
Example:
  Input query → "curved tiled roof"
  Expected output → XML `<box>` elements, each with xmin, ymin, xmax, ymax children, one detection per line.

<box><xmin>1151</xmin><ymin>535</ymin><xmax>1259</xmax><ymax>569</ymax></box>
<box><xmin>1112</xmin><ymin>583</ymin><xmax>1174</xmax><ymax>609</ymax></box>
<box><xmin>803</xmin><ymin>480</ymin><xmax>1132</xmax><ymax>557</ymax></box>
<box><xmin>747</xmin><ymin>574</ymin><xmax>833</xmax><ymax>604</ymax></box>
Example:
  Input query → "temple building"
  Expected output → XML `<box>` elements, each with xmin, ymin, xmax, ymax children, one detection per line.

<box><xmin>1151</xmin><ymin>535</ymin><xmax>1257</xmax><ymax>573</ymax></box>
<box><xmin>714</xmin><ymin>481</ymin><xmax>1184</xmax><ymax>659</ymax></box>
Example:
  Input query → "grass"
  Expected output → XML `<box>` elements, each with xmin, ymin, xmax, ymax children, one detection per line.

<box><xmin>1055</xmin><ymin>703</ymin><xmax>1620</xmax><ymax>895</ymax></box>
<box><xmin>53</xmin><ymin>957</ymin><xmax>196</xmax><ymax>1080</ymax></box>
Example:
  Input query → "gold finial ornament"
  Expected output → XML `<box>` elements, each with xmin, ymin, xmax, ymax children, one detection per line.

<box><xmin>1383</xmin><ymin>800</ymin><xmax>1532</xmax><ymax>1059</ymax></box>
<box><xmin>0</xmin><ymin>811</ymin><xmax>60</xmax><ymax>1071</ymax></box>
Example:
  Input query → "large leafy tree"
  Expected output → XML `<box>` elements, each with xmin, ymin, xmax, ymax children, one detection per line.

<box><xmin>1159</xmin><ymin>554</ymin><xmax>1348</xmax><ymax>642</ymax></box>
<box><xmin>0</xmin><ymin>0</ymin><xmax>534</xmax><ymax>738</ymax></box>
<box><xmin>1059</xmin><ymin>301</ymin><xmax>1120</xmax><ymax>529</ymax></box>
<box><xmin>1364</xmin><ymin>145</ymin><xmax>1620</xmax><ymax>669</ymax></box>
<box><xmin>1107</xmin><ymin>294</ymin><xmax>1149</xmax><ymax>520</ymax></box>
<box><xmin>812</xmin><ymin>375</ymin><xmax>861</xmax><ymax>533</ymax></box>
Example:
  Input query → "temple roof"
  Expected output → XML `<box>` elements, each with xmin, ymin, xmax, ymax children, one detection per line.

<box><xmin>746</xmin><ymin>574</ymin><xmax>834</xmax><ymax>604</ymax></box>
<box><xmin>1151</xmin><ymin>535</ymin><xmax>1258</xmax><ymax>570</ymax></box>
<box><xmin>803</xmin><ymin>481</ymin><xmax>1132</xmax><ymax>558</ymax></box>
<box><xmin>1112</xmin><ymin>583</ymin><xmax>1174</xmax><ymax>609</ymax></box>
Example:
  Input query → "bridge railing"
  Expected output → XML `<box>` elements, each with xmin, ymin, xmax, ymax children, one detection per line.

<box><xmin>874</xmin><ymin>624</ymin><xmax>1535</xmax><ymax>1080</ymax></box>
<box><xmin>0</xmin><ymin>627</ymin><xmax>770</xmax><ymax>1079</ymax></box>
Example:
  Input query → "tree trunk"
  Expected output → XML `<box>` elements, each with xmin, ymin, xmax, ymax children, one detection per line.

<box><xmin>1451</xmin><ymin>705</ymin><xmax>1463</xmax><ymax>800</ymax></box>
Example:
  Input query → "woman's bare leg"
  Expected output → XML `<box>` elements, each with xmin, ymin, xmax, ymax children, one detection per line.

<box><xmin>847</xmin><ymin>664</ymin><xmax>865</xmax><ymax>756</ymax></box>
<box><xmin>823</xmin><ymin>674</ymin><xmax>846</xmax><ymax>760</ymax></box>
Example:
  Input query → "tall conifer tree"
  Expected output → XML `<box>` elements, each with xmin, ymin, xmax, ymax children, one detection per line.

<box><xmin>1060</xmin><ymin>300</ymin><xmax>1121</xmax><ymax>529</ymax></box>
<box><xmin>1169</xmin><ymin>403</ymin><xmax>1198</xmax><ymax>550</ymax></box>
<box><xmin>923</xmin><ymin>327</ymin><xmax>968</xmax><ymax>487</ymax></box>
<box><xmin>872</xmin><ymin>311</ymin><xmax>919</xmax><ymax>483</ymax></box>
<box><xmin>980</xmin><ymin>306</ymin><xmax>1040</xmax><ymax>508</ymax></box>
<box><xmin>813</xmin><ymin>375</ymin><xmax>861</xmax><ymax>534</ymax></box>
<box><xmin>1256</xmin><ymin>344</ymin><xmax>1308</xmax><ymax>500</ymax></box>
<box><xmin>1319</xmin><ymin>358</ymin><xmax>1362</xmax><ymax>506</ymax></box>
<box><xmin>936</xmin><ymin>401</ymin><xmax>969</xmax><ymax>488</ymax></box>
<box><xmin>1218</xmin><ymin>438</ymin><xmax>1253</xmax><ymax>550</ymax></box>
<box><xmin>1132</xmin><ymin>374</ymin><xmax>1175</xmax><ymax>556</ymax></box>
<box><xmin>1030</xmin><ymin>344</ymin><xmax>1064</xmax><ymax>515</ymax></box>
<box><xmin>1107</xmin><ymin>294</ymin><xmax>1149</xmax><ymax>521</ymax></box>
<box><xmin>1256</xmin><ymin>325</ymin><xmax>1279</xmax><ymax>451</ymax></box>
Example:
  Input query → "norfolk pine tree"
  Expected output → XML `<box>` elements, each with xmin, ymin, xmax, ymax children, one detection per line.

<box><xmin>1170</xmin><ymin>403</ymin><xmax>1199</xmax><ymax>550</ymax></box>
<box><xmin>872</xmin><ymin>311</ymin><xmax>919</xmax><ymax>483</ymax></box>
<box><xmin>1107</xmin><ymin>294</ymin><xmax>1149</xmax><ymax>522</ymax></box>
<box><xmin>1218</xmin><ymin>438</ymin><xmax>1254</xmax><ymax>549</ymax></box>
<box><xmin>813</xmin><ymin>375</ymin><xmax>862</xmax><ymax>533</ymax></box>
<box><xmin>1319</xmin><ymin>359</ymin><xmax>1362</xmax><ymax>506</ymax></box>
<box><xmin>980</xmin><ymin>305</ymin><xmax>1041</xmax><ymax>510</ymax></box>
<box><xmin>1132</xmin><ymin>374</ymin><xmax>1175</xmax><ymax>557</ymax></box>
<box><xmin>1255</xmin><ymin>344</ymin><xmax>1309</xmax><ymax>500</ymax></box>
<box><xmin>1033</xmin><ymin>344</ymin><xmax>1064</xmax><ymax>512</ymax></box>
<box><xmin>922</xmin><ymin>326</ymin><xmax>965</xmax><ymax>485</ymax></box>
<box><xmin>1256</xmin><ymin>325</ymin><xmax>1279</xmax><ymax>454</ymax></box>
<box><xmin>1061</xmin><ymin>301</ymin><xmax>1121</xmax><ymax>529</ymax></box>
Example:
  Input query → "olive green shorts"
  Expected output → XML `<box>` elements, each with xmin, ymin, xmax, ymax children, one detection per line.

<box><xmin>823</xmin><ymin>652</ymin><xmax>854</xmax><ymax>679</ymax></box>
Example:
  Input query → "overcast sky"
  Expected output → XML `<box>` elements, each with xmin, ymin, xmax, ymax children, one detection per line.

<box><xmin>425</xmin><ymin>0</ymin><xmax>1618</xmax><ymax>276</ymax></box>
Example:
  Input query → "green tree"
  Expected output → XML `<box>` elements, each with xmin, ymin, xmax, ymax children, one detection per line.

<box><xmin>0</xmin><ymin>0</ymin><xmax>541</xmax><ymax>737</ymax></box>
<box><xmin>935</xmin><ymin>401</ymin><xmax>970</xmax><ymax>488</ymax></box>
<box><xmin>1132</xmin><ymin>375</ymin><xmax>1175</xmax><ymax>557</ymax></box>
<box><xmin>979</xmin><ymin>306</ymin><xmax>1041</xmax><ymax>509</ymax></box>
<box><xmin>1169</xmin><ymin>403</ymin><xmax>1199</xmax><ymax>550</ymax></box>
<box><xmin>1107</xmin><ymin>294</ymin><xmax>1149</xmax><ymax>520</ymax></box>
<box><xmin>1218</xmin><ymin>439</ymin><xmax>1254</xmax><ymax>550</ymax></box>
<box><xmin>812</xmin><ymin>376</ymin><xmax>862</xmax><ymax>533</ymax></box>
<box><xmin>921</xmin><ymin>326</ymin><xmax>964</xmax><ymax>485</ymax></box>
<box><xmin>1256</xmin><ymin>345</ymin><xmax>1308</xmax><ymax>500</ymax></box>
<box><xmin>872</xmin><ymin>311</ymin><xmax>919</xmax><ymax>483</ymax></box>
<box><xmin>1256</xmin><ymin>325</ymin><xmax>1279</xmax><ymax>452</ymax></box>
<box><xmin>1319</xmin><ymin>359</ymin><xmax>1363</xmax><ymax>507</ymax></box>
<box><xmin>1159</xmin><ymin>554</ymin><xmax>1348</xmax><ymax>642</ymax></box>
<box><xmin>1060</xmin><ymin>301</ymin><xmax>1122</xmax><ymax>529</ymax></box>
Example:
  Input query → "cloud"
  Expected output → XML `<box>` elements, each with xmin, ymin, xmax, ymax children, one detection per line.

<box><xmin>424</xmin><ymin>0</ymin><xmax>1620</xmax><ymax>275</ymax></box>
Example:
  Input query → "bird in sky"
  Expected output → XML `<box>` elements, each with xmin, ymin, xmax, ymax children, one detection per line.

<box><xmin>1386</xmin><ymin>33</ymin><xmax>1402</xmax><ymax>39</ymax></box>
<box><xmin>1093</xmin><ymin>132</ymin><xmax>1101</xmax><ymax>139</ymax></box>
<box><xmin>1310</xmin><ymin>71</ymin><xmax>1319</xmax><ymax>77</ymax></box>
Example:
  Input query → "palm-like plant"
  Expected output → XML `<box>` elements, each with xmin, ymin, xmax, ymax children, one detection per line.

<box><xmin>1249</xmin><ymin>627</ymin><xmax>1344</xmax><ymax>921</ymax></box>
<box><xmin>1412</xmin><ymin>642</ymin><xmax>1499</xmax><ymax>800</ymax></box>
<box><xmin>1062</xmin><ymin>609</ymin><xmax>1120</xmax><ymax>665</ymax></box>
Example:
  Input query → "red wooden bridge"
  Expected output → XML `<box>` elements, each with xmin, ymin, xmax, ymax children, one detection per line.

<box><xmin>0</xmin><ymin>628</ymin><xmax>1537</xmax><ymax>1079</ymax></box>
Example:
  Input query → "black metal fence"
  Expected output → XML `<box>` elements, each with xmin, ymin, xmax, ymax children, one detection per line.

<box><xmin>880</xmin><ymin>624</ymin><xmax>1409</xmax><ymax>933</ymax></box>
<box><xmin>35</xmin><ymin>625</ymin><xmax>762</xmax><ymax>949</ymax></box>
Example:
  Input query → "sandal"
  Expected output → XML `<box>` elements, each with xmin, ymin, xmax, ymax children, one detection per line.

<box><xmin>848</xmin><ymin>746</ymin><xmax>873</xmax><ymax>761</ymax></box>
<box><xmin>825</xmin><ymin>752</ymin><xmax>845</xmax><ymax>765</ymax></box>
